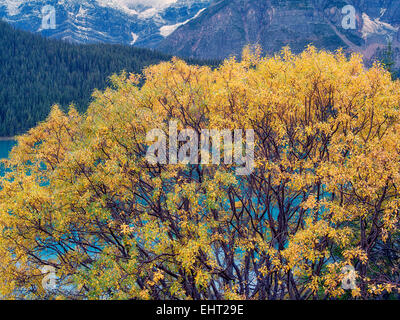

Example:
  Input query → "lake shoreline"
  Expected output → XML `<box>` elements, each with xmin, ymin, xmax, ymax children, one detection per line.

<box><xmin>0</xmin><ymin>139</ymin><xmax>17</xmax><ymax>161</ymax></box>
<box><xmin>0</xmin><ymin>137</ymin><xmax>16</xmax><ymax>141</ymax></box>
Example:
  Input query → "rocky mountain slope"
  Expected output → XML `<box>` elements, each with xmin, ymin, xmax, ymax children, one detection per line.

<box><xmin>158</xmin><ymin>0</ymin><xmax>400</xmax><ymax>67</ymax></box>
<box><xmin>0</xmin><ymin>0</ymin><xmax>214</xmax><ymax>47</ymax></box>
<box><xmin>1</xmin><ymin>1</ymin><xmax>399</xmax><ymax>67</ymax></box>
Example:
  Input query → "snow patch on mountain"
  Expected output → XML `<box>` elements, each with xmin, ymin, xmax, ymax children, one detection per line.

<box><xmin>160</xmin><ymin>7</ymin><xmax>205</xmax><ymax>37</ymax></box>
<box><xmin>76</xmin><ymin>6</ymin><xmax>89</xmax><ymax>18</ymax></box>
<box><xmin>96</xmin><ymin>0</ymin><xmax>139</xmax><ymax>16</ymax></box>
<box><xmin>0</xmin><ymin>0</ymin><xmax>25</xmax><ymax>16</ymax></box>
<box><xmin>112</xmin><ymin>0</ymin><xmax>178</xmax><ymax>8</ymax></box>
<box><xmin>138</xmin><ymin>8</ymin><xmax>158</xmax><ymax>19</ymax></box>
<box><xmin>95</xmin><ymin>0</ymin><xmax>178</xmax><ymax>18</ymax></box>
<box><xmin>130</xmin><ymin>32</ymin><xmax>139</xmax><ymax>44</ymax></box>
<box><xmin>362</xmin><ymin>13</ymin><xmax>399</xmax><ymax>39</ymax></box>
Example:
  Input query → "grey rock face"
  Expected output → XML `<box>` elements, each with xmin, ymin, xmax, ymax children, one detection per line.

<box><xmin>158</xmin><ymin>0</ymin><xmax>400</xmax><ymax>67</ymax></box>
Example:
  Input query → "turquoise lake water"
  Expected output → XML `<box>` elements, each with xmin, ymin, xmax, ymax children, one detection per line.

<box><xmin>0</xmin><ymin>140</ymin><xmax>16</xmax><ymax>176</ymax></box>
<box><xmin>0</xmin><ymin>140</ymin><xmax>16</xmax><ymax>159</ymax></box>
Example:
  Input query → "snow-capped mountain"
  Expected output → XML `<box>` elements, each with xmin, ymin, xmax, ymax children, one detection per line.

<box><xmin>1</xmin><ymin>0</ymin><xmax>399</xmax><ymax>69</ymax></box>
<box><xmin>0</xmin><ymin>0</ymin><xmax>214</xmax><ymax>47</ymax></box>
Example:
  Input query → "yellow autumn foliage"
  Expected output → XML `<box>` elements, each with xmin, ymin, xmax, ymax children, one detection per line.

<box><xmin>0</xmin><ymin>46</ymin><xmax>399</xmax><ymax>299</ymax></box>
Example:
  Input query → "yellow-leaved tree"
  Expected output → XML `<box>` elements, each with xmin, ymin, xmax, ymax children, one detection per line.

<box><xmin>0</xmin><ymin>46</ymin><xmax>399</xmax><ymax>299</ymax></box>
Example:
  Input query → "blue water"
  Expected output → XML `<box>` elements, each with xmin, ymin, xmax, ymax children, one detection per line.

<box><xmin>0</xmin><ymin>140</ymin><xmax>16</xmax><ymax>176</ymax></box>
<box><xmin>0</xmin><ymin>140</ymin><xmax>16</xmax><ymax>159</ymax></box>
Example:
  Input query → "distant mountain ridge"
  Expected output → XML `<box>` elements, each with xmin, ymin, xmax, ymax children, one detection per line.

<box><xmin>158</xmin><ymin>0</ymin><xmax>400</xmax><ymax>68</ymax></box>
<box><xmin>0</xmin><ymin>0</ymin><xmax>215</xmax><ymax>47</ymax></box>
<box><xmin>1</xmin><ymin>1</ymin><xmax>399</xmax><ymax>68</ymax></box>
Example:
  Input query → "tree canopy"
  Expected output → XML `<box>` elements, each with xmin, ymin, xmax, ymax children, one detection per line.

<box><xmin>0</xmin><ymin>47</ymin><xmax>399</xmax><ymax>299</ymax></box>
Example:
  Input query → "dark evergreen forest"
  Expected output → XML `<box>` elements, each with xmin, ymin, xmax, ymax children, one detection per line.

<box><xmin>0</xmin><ymin>21</ymin><xmax>215</xmax><ymax>136</ymax></box>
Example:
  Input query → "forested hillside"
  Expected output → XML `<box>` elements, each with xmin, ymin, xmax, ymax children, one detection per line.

<box><xmin>0</xmin><ymin>21</ymin><xmax>212</xmax><ymax>136</ymax></box>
